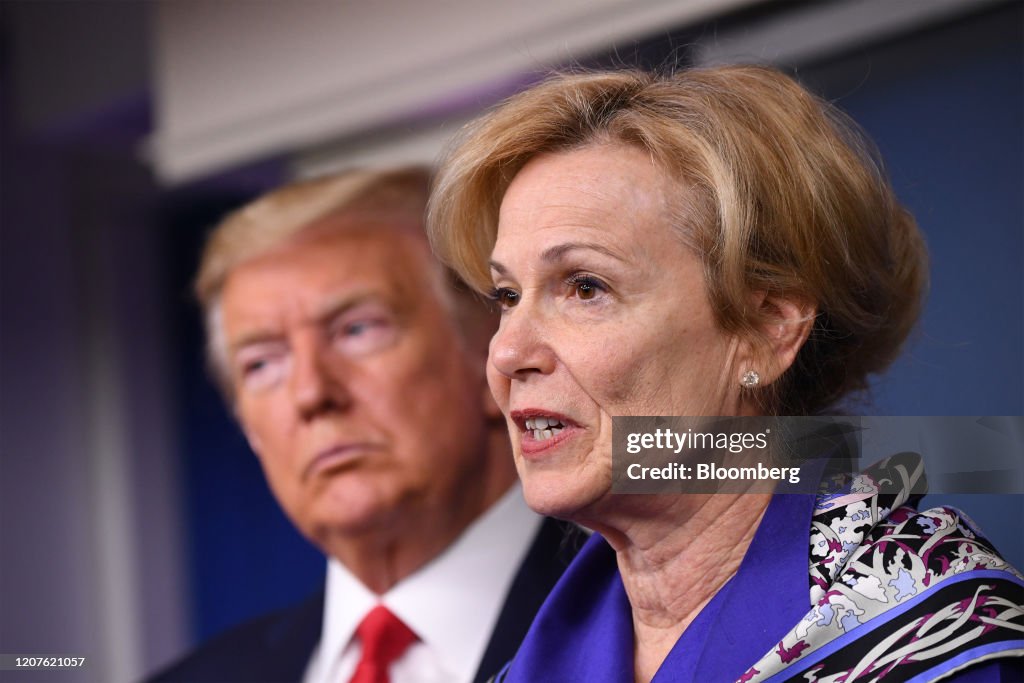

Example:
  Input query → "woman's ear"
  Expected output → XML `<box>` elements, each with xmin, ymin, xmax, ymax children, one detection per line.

<box><xmin>739</xmin><ymin>291</ymin><xmax>816</xmax><ymax>387</ymax></box>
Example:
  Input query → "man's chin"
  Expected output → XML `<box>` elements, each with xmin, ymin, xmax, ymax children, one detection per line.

<box><xmin>303</xmin><ymin>490</ymin><xmax>402</xmax><ymax>544</ymax></box>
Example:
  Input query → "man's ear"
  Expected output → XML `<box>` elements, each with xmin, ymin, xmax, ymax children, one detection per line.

<box><xmin>739</xmin><ymin>291</ymin><xmax>816</xmax><ymax>387</ymax></box>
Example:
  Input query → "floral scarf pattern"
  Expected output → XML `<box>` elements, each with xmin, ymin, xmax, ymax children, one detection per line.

<box><xmin>741</xmin><ymin>453</ymin><xmax>1024</xmax><ymax>682</ymax></box>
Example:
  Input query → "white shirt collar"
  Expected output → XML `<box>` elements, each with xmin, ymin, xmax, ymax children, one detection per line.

<box><xmin>312</xmin><ymin>483</ymin><xmax>542</xmax><ymax>683</ymax></box>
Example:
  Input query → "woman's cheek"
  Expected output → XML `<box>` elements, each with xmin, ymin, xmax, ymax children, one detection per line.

<box><xmin>485</xmin><ymin>363</ymin><xmax>510</xmax><ymax>410</ymax></box>
<box><xmin>562</xmin><ymin>333</ymin><xmax>650</xmax><ymax>412</ymax></box>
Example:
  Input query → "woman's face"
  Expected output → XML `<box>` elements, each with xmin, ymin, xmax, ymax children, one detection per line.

<box><xmin>488</xmin><ymin>143</ymin><xmax>748</xmax><ymax>519</ymax></box>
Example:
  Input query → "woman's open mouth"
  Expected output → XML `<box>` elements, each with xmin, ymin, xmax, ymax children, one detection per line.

<box><xmin>524</xmin><ymin>416</ymin><xmax>566</xmax><ymax>441</ymax></box>
<box><xmin>513</xmin><ymin>410</ymin><xmax>581</xmax><ymax>458</ymax></box>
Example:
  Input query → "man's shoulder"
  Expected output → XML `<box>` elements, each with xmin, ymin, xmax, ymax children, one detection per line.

<box><xmin>520</xmin><ymin>517</ymin><xmax>583</xmax><ymax>575</ymax></box>
<box><xmin>474</xmin><ymin>517</ymin><xmax>583</xmax><ymax>683</ymax></box>
<box><xmin>146</xmin><ymin>590</ymin><xmax>324</xmax><ymax>683</ymax></box>
<box><xmin>145</xmin><ymin>518</ymin><xmax>579</xmax><ymax>683</ymax></box>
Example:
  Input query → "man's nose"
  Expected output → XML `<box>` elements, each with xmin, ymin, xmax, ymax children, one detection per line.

<box><xmin>289</xmin><ymin>335</ymin><xmax>351</xmax><ymax>418</ymax></box>
<box><xmin>489</xmin><ymin>305</ymin><xmax>557</xmax><ymax>380</ymax></box>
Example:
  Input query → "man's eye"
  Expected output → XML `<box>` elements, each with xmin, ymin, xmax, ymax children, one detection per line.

<box><xmin>333</xmin><ymin>317</ymin><xmax>390</xmax><ymax>340</ymax></box>
<box><xmin>489</xmin><ymin>287</ymin><xmax>520</xmax><ymax>309</ymax></box>
<box><xmin>240</xmin><ymin>355</ymin><xmax>280</xmax><ymax>377</ymax></box>
<box><xmin>342</xmin><ymin>320</ymin><xmax>377</xmax><ymax>336</ymax></box>
<box><xmin>330</xmin><ymin>316</ymin><xmax>397</xmax><ymax>355</ymax></box>
<box><xmin>243</xmin><ymin>359</ymin><xmax>268</xmax><ymax>375</ymax></box>
<box><xmin>566</xmin><ymin>273</ymin><xmax>607</xmax><ymax>301</ymax></box>
<box><xmin>236</xmin><ymin>353</ymin><xmax>287</xmax><ymax>391</ymax></box>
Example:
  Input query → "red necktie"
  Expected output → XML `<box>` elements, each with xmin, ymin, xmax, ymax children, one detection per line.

<box><xmin>347</xmin><ymin>605</ymin><xmax>418</xmax><ymax>683</ymax></box>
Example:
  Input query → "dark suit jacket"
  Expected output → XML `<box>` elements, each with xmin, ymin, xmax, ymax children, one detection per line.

<box><xmin>148</xmin><ymin>517</ymin><xmax>578</xmax><ymax>683</ymax></box>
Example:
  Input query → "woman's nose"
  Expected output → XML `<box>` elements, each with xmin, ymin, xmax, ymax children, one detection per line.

<box><xmin>489</xmin><ymin>307</ymin><xmax>557</xmax><ymax>380</ymax></box>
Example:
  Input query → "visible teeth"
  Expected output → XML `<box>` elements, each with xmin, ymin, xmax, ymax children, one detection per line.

<box><xmin>530</xmin><ymin>426</ymin><xmax>564</xmax><ymax>441</ymax></box>
<box><xmin>525</xmin><ymin>416</ymin><xmax>565</xmax><ymax>432</ymax></box>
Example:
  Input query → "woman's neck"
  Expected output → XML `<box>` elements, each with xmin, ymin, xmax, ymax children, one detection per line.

<box><xmin>585</xmin><ymin>492</ymin><xmax>772</xmax><ymax>683</ymax></box>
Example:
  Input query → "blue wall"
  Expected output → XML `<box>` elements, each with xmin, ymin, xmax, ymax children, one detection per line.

<box><xmin>798</xmin><ymin>6</ymin><xmax>1023</xmax><ymax>567</ymax></box>
<box><xmin>168</xmin><ymin>191</ymin><xmax>326</xmax><ymax>643</ymax></box>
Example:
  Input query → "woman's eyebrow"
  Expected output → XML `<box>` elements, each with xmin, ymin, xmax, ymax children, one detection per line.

<box><xmin>489</xmin><ymin>242</ymin><xmax>627</xmax><ymax>277</ymax></box>
<box><xmin>540</xmin><ymin>242</ymin><xmax>627</xmax><ymax>263</ymax></box>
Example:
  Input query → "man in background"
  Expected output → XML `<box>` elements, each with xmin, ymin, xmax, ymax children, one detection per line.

<box><xmin>149</xmin><ymin>168</ymin><xmax>573</xmax><ymax>683</ymax></box>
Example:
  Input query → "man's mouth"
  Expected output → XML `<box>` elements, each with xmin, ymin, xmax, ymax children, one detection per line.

<box><xmin>303</xmin><ymin>443</ymin><xmax>381</xmax><ymax>480</ymax></box>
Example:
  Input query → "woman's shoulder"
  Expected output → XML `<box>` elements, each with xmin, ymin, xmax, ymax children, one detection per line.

<box><xmin>809</xmin><ymin>454</ymin><xmax>1021</xmax><ymax>598</ymax></box>
<box><xmin>822</xmin><ymin>499</ymin><xmax>1023</xmax><ymax>644</ymax></box>
<box><xmin>774</xmin><ymin>456</ymin><xmax>1024</xmax><ymax>683</ymax></box>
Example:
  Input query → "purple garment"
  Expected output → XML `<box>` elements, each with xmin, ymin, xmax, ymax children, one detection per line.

<box><xmin>499</xmin><ymin>487</ymin><xmax>1020</xmax><ymax>682</ymax></box>
<box><xmin>501</xmin><ymin>493</ymin><xmax>814</xmax><ymax>682</ymax></box>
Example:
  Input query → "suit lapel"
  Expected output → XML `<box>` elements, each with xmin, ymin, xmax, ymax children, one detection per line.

<box><xmin>255</xmin><ymin>589</ymin><xmax>324</xmax><ymax>682</ymax></box>
<box><xmin>473</xmin><ymin>518</ymin><xmax>580</xmax><ymax>683</ymax></box>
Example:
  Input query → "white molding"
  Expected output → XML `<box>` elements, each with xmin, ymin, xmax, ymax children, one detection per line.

<box><xmin>149</xmin><ymin>0</ymin><xmax>757</xmax><ymax>184</ymax></box>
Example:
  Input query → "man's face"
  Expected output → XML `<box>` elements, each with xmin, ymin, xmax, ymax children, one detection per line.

<box><xmin>219</xmin><ymin>218</ymin><xmax>496</xmax><ymax>547</ymax></box>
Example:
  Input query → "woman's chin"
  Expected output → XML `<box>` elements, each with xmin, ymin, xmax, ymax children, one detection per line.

<box><xmin>521</xmin><ymin>472</ymin><xmax>606</xmax><ymax>521</ymax></box>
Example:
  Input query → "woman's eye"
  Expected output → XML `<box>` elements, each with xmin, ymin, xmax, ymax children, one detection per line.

<box><xmin>567</xmin><ymin>274</ymin><xmax>607</xmax><ymax>301</ymax></box>
<box><xmin>490</xmin><ymin>287</ymin><xmax>520</xmax><ymax>309</ymax></box>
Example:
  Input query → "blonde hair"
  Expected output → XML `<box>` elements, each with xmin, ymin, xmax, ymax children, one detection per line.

<box><xmin>427</xmin><ymin>66</ymin><xmax>928</xmax><ymax>415</ymax></box>
<box><xmin>195</xmin><ymin>167</ymin><xmax>434</xmax><ymax>396</ymax></box>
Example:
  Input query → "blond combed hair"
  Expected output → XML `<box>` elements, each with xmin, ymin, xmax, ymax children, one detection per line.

<box><xmin>196</xmin><ymin>167</ymin><xmax>430</xmax><ymax>309</ymax></box>
<box><xmin>195</xmin><ymin>167</ymin><xmax>432</xmax><ymax>396</ymax></box>
<box><xmin>427</xmin><ymin>66</ymin><xmax>928</xmax><ymax>415</ymax></box>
